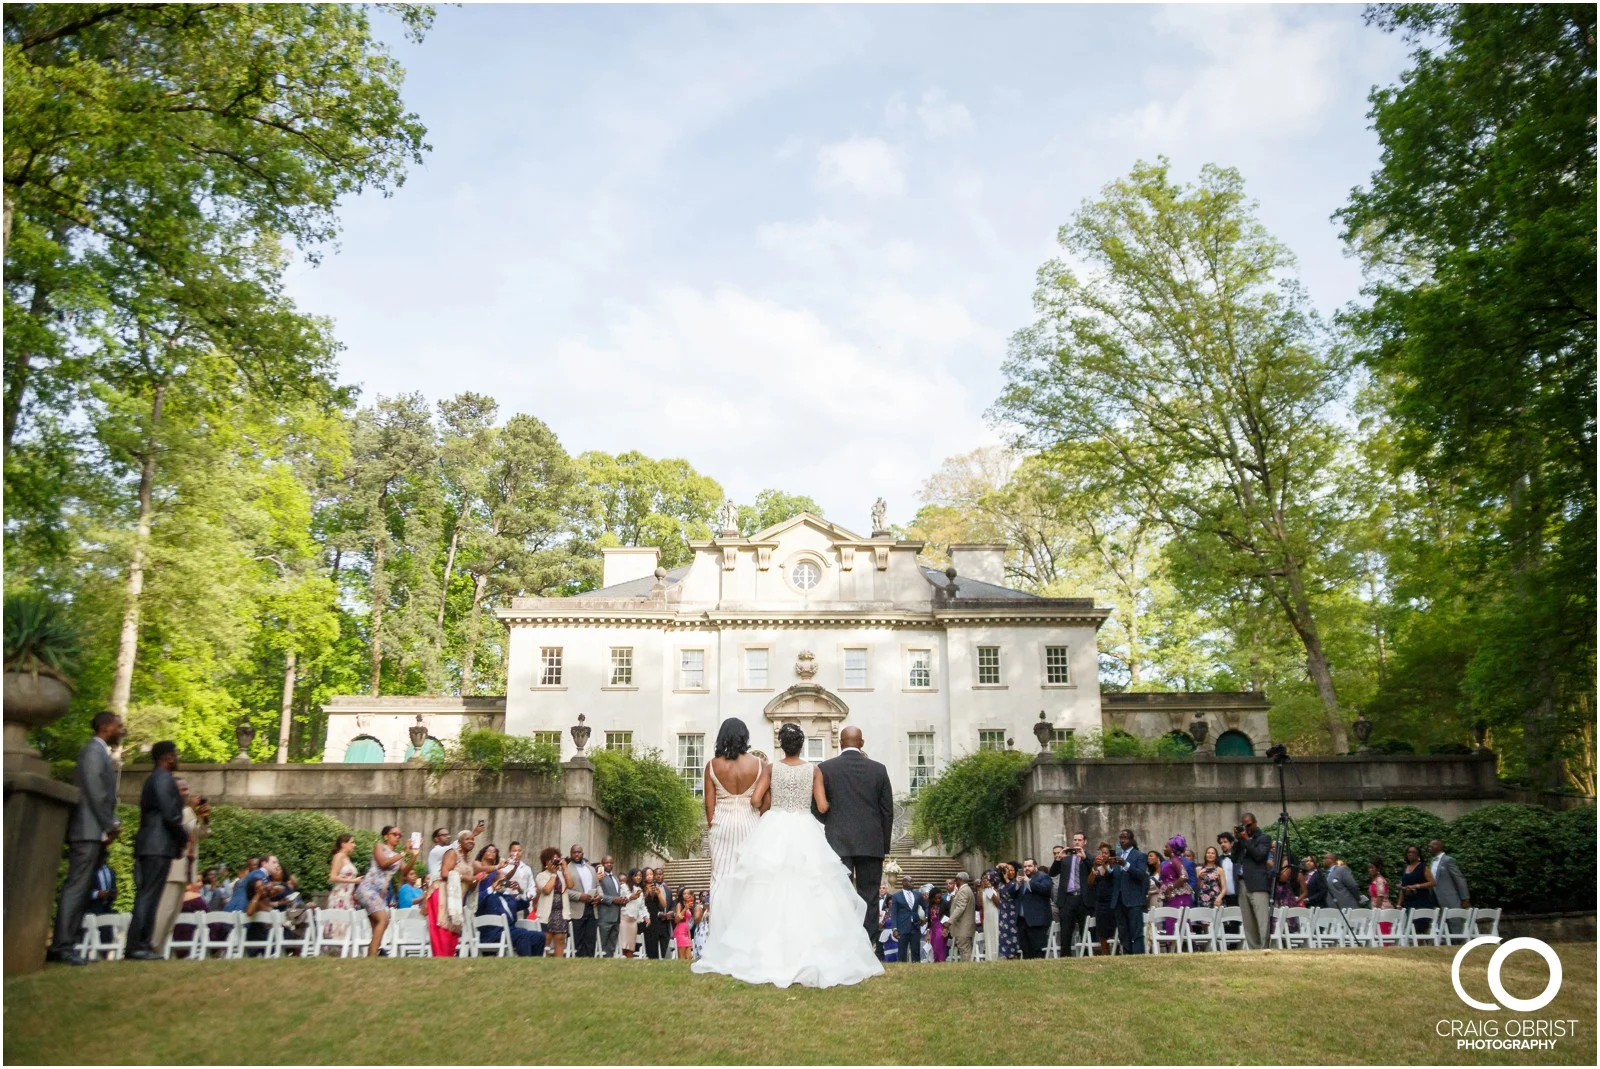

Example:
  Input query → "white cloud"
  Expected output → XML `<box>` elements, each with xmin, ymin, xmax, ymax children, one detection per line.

<box><xmin>884</xmin><ymin>91</ymin><xmax>908</xmax><ymax>128</ymax></box>
<box><xmin>754</xmin><ymin>215</ymin><xmax>921</xmax><ymax>274</ymax></box>
<box><xmin>542</xmin><ymin>287</ymin><xmax>987</xmax><ymax>527</ymax></box>
<box><xmin>1114</xmin><ymin>6</ymin><xmax>1351</xmax><ymax>146</ymax></box>
<box><xmin>917</xmin><ymin>89</ymin><xmax>974</xmax><ymax>138</ymax></box>
<box><xmin>815</xmin><ymin>136</ymin><xmax>907</xmax><ymax>197</ymax></box>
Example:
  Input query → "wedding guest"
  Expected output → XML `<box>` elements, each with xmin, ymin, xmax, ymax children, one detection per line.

<box><xmin>1302</xmin><ymin>855</ymin><xmax>1327</xmax><ymax>908</ymax></box>
<box><xmin>947</xmin><ymin>871</ymin><xmax>975</xmax><ymax>961</ymax></box>
<box><xmin>1088</xmin><ymin>842</ymin><xmax>1118</xmax><ymax>955</ymax></box>
<box><xmin>928</xmin><ymin>889</ymin><xmax>947</xmax><ymax>962</ymax></box>
<box><xmin>1368</xmin><ymin>857</ymin><xmax>1395</xmax><ymax>935</ymax></box>
<box><xmin>1215</xmin><ymin>832</ymin><xmax>1238</xmax><ymax>908</ymax></box>
<box><xmin>1227</xmin><ymin>814</ymin><xmax>1274</xmax><ymax>948</ymax></box>
<box><xmin>1273</xmin><ymin>862</ymin><xmax>1303</xmax><ymax>910</ymax></box>
<box><xmin>151</xmin><ymin>780</ymin><xmax>211</xmax><ymax>955</ymax></box>
<box><xmin>1144</xmin><ymin>851</ymin><xmax>1164</xmax><ymax>913</ymax></box>
<box><xmin>1324</xmin><ymin>852</ymin><xmax>1362</xmax><ymax>909</ymax></box>
<box><xmin>1428</xmin><ymin>838</ymin><xmax>1471</xmax><ymax>934</ymax></box>
<box><xmin>534</xmin><ymin>846</ymin><xmax>568</xmax><ymax>958</ymax></box>
<box><xmin>1009</xmin><ymin>858</ymin><xmax>1054</xmax><ymax>959</ymax></box>
<box><xmin>888</xmin><ymin>875</ymin><xmax>927</xmax><ymax>963</ymax></box>
<box><xmin>127</xmin><ymin>741</ymin><xmax>186</xmax><ymax>960</ymax></box>
<box><xmin>1196</xmin><ymin>847</ymin><xmax>1226</xmax><ymax>908</ymax></box>
<box><xmin>1108</xmin><ymin>829</ymin><xmax>1149</xmax><ymax>955</ymax></box>
<box><xmin>692</xmin><ymin>892</ymin><xmax>709</xmax><ymax>959</ymax></box>
<box><xmin>504</xmin><ymin>842</ymin><xmax>535</xmax><ymax>911</ymax></box>
<box><xmin>49</xmin><ymin>710</ymin><xmax>125</xmax><ymax>966</ymax></box>
<box><xmin>323</xmin><ymin>834</ymin><xmax>360</xmax><ymax>946</ymax></box>
<box><xmin>993</xmin><ymin>864</ymin><xmax>1019</xmax><ymax>959</ymax></box>
<box><xmin>641</xmin><ymin>867</ymin><xmax>672</xmax><ymax>960</ymax></box>
<box><xmin>1157</xmin><ymin>836</ymin><xmax>1192</xmax><ymax>935</ymax></box>
<box><xmin>1398</xmin><ymin>844</ymin><xmax>1437</xmax><ymax>931</ymax></box>
<box><xmin>597</xmin><ymin>854</ymin><xmax>626</xmax><ymax>958</ymax></box>
<box><xmin>356</xmin><ymin>827</ymin><xmax>414</xmax><ymax>957</ymax></box>
<box><xmin>426</xmin><ymin>829</ymin><xmax>477</xmax><ymax>958</ymax></box>
<box><xmin>564</xmin><ymin>844</ymin><xmax>600</xmax><ymax>958</ymax></box>
<box><xmin>477</xmin><ymin>861</ymin><xmax>543</xmax><ymax>957</ymax></box>
<box><xmin>1052</xmin><ymin>832</ymin><xmax>1091</xmax><ymax>956</ymax></box>
<box><xmin>673</xmin><ymin>887</ymin><xmax>696</xmax><ymax>960</ymax></box>
<box><xmin>978</xmin><ymin>872</ymin><xmax>1000</xmax><ymax>962</ymax></box>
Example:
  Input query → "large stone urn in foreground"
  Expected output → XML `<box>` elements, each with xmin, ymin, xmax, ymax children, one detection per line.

<box><xmin>3</xmin><ymin>593</ymin><xmax>84</xmax><ymax>974</ymax></box>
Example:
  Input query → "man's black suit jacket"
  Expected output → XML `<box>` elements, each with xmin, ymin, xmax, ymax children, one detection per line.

<box><xmin>814</xmin><ymin>749</ymin><xmax>894</xmax><ymax>858</ymax></box>
<box><xmin>132</xmin><ymin>766</ymin><xmax>186</xmax><ymax>859</ymax></box>
<box><xmin>1050</xmin><ymin>851</ymin><xmax>1092</xmax><ymax>908</ymax></box>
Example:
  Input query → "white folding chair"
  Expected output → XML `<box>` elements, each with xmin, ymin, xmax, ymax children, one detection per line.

<box><xmin>472</xmin><ymin>915</ymin><xmax>510</xmax><ymax>957</ymax></box>
<box><xmin>1215</xmin><ymin>905</ymin><xmax>1247</xmax><ymax>950</ymax></box>
<box><xmin>349</xmin><ymin>909</ymin><xmax>373</xmax><ymax>956</ymax></box>
<box><xmin>238</xmin><ymin>911</ymin><xmax>285</xmax><ymax>957</ymax></box>
<box><xmin>1147</xmin><ymin>907</ymin><xmax>1185</xmax><ymax>953</ymax></box>
<box><xmin>199</xmin><ymin>911</ymin><xmax>242</xmax><ymax>959</ymax></box>
<box><xmin>78</xmin><ymin>913</ymin><xmax>130</xmax><ymax>961</ymax></box>
<box><xmin>1044</xmin><ymin>921</ymin><xmax>1060</xmax><ymax>959</ymax></box>
<box><xmin>163</xmin><ymin>911</ymin><xmax>206</xmax><ymax>959</ymax></box>
<box><xmin>1467</xmin><ymin>907</ymin><xmax>1500</xmax><ymax>938</ymax></box>
<box><xmin>390</xmin><ymin>912</ymin><xmax>432</xmax><ymax>957</ymax></box>
<box><xmin>1072</xmin><ymin>916</ymin><xmax>1096</xmax><ymax>957</ymax></box>
<box><xmin>1183</xmin><ymin>907</ymin><xmax>1219</xmax><ymax>952</ymax></box>
<box><xmin>1272</xmin><ymin>907</ymin><xmax>1315</xmax><ymax>949</ymax></box>
<box><xmin>1440</xmin><ymin>907</ymin><xmax>1474</xmax><ymax>945</ymax></box>
<box><xmin>1370</xmin><ymin>909</ymin><xmax>1407</xmax><ymax>947</ymax></box>
<box><xmin>1341</xmin><ymin>908</ymin><xmax>1375</xmax><ymax>947</ymax></box>
<box><xmin>310</xmin><ymin>908</ymin><xmax>352</xmax><ymax>957</ymax></box>
<box><xmin>1310</xmin><ymin>907</ymin><xmax>1353</xmax><ymax>948</ymax></box>
<box><xmin>1402</xmin><ymin>908</ymin><xmax>1440</xmax><ymax>946</ymax></box>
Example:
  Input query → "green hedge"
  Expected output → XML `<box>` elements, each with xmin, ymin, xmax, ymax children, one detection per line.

<box><xmin>590</xmin><ymin>746</ymin><xmax>701</xmax><ymax>863</ymax></box>
<box><xmin>1288</xmin><ymin>803</ymin><xmax>1595</xmax><ymax>914</ymax></box>
<box><xmin>57</xmin><ymin>805</ymin><xmax>376</xmax><ymax>915</ymax></box>
<box><xmin>909</xmin><ymin>748</ymin><xmax>1034</xmax><ymax>858</ymax></box>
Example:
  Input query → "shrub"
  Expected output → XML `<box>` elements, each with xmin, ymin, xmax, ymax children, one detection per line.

<box><xmin>589</xmin><ymin>747</ymin><xmax>701</xmax><ymax>863</ymax></box>
<box><xmin>909</xmin><ymin>748</ymin><xmax>1033</xmax><ymax>858</ymax></box>
<box><xmin>1369</xmin><ymin>738</ymin><xmax>1416</xmax><ymax>755</ymax></box>
<box><xmin>1052</xmin><ymin>729</ymin><xmax>1189</xmax><ymax>761</ymax></box>
<box><xmin>1446</xmin><ymin>803</ymin><xmax>1578</xmax><ymax>915</ymax></box>
<box><xmin>431</xmin><ymin>728</ymin><xmax>561</xmax><ymax>777</ymax></box>
<box><xmin>1548</xmin><ymin>806</ymin><xmax>1597</xmax><ymax>913</ymax></box>
<box><xmin>1289</xmin><ymin>805</ymin><xmax>1449</xmax><ymax>880</ymax></box>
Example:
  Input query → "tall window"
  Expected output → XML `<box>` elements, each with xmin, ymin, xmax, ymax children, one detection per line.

<box><xmin>744</xmin><ymin>648</ymin><xmax>769</xmax><ymax>688</ymax></box>
<box><xmin>609</xmin><ymin>647</ymin><xmax>633</xmax><ymax>686</ymax></box>
<box><xmin>977</xmin><ymin>646</ymin><xmax>1001</xmax><ymax>685</ymax></box>
<box><xmin>605</xmin><ymin>731</ymin><xmax>634</xmax><ymax>755</ymax></box>
<box><xmin>805</xmin><ymin>737</ymin><xmax>826</xmax><ymax>762</ymax></box>
<box><xmin>532</xmin><ymin>731</ymin><xmax>562</xmax><ymax>749</ymax></box>
<box><xmin>680</xmin><ymin>649</ymin><xmax>705</xmax><ymax>689</ymax></box>
<box><xmin>978</xmin><ymin>729</ymin><xmax>1006</xmax><ymax>752</ymax></box>
<box><xmin>907</xmin><ymin>649</ymin><xmax>932</xmax><ymax>689</ymax></box>
<box><xmin>1052</xmin><ymin>727</ymin><xmax>1073</xmax><ymax>744</ymax></box>
<box><xmin>908</xmin><ymin>733</ymin><xmax>934</xmax><ymax>795</ymax></box>
<box><xmin>539</xmin><ymin>647</ymin><xmax>563</xmax><ymax>686</ymax></box>
<box><xmin>677</xmin><ymin>734</ymin><xmax>705</xmax><ymax>796</ymax></box>
<box><xmin>843</xmin><ymin>648</ymin><xmax>868</xmax><ymax>688</ymax></box>
<box><xmin>1045</xmin><ymin>645</ymin><xmax>1071</xmax><ymax>685</ymax></box>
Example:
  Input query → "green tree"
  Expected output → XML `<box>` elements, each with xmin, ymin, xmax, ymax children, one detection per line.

<box><xmin>737</xmin><ymin>488</ymin><xmax>823</xmax><ymax>535</ymax></box>
<box><xmin>996</xmin><ymin>160</ymin><xmax>1360</xmax><ymax>752</ymax></box>
<box><xmin>577</xmin><ymin>451</ymin><xmax>722</xmax><ymax>569</ymax></box>
<box><xmin>1337</xmin><ymin>4</ymin><xmax>1596</xmax><ymax>787</ymax></box>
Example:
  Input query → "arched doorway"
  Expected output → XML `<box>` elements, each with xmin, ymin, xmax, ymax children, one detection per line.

<box><xmin>404</xmin><ymin>736</ymin><xmax>444</xmax><ymax>761</ymax></box>
<box><xmin>1161</xmin><ymin>730</ymin><xmax>1197</xmax><ymax>756</ymax></box>
<box><xmin>344</xmin><ymin>735</ymin><xmax>385</xmax><ymax>762</ymax></box>
<box><xmin>762</xmin><ymin>685</ymin><xmax>849</xmax><ymax>761</ymax></box>
<box><xmin>1214</xmin><ymin>730</ymin><xmax>1254</xmax><ymax>757</ymax></box>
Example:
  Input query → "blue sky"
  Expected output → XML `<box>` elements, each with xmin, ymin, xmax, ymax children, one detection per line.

<box><xmin>283</xmin><ymin>2</ymin><xmax>1412</xmax><ymax>536</ymax></box>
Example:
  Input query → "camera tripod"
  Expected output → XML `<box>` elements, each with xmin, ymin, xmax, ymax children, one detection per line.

<box><xmin>1264</xmin><ymin>745</ymin><xmax>1357</xmax><ymax>947</ymax></box>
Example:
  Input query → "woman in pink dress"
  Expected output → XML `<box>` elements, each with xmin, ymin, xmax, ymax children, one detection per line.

<box><xmin>1367</xmin><ymin>857</ymin><xmax>1395</xmax><ymax>935</ymax></box>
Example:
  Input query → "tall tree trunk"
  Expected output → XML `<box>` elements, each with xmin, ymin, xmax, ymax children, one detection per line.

<box><xmin>1275</xmin><ymin>564</ymin><xmax>1349</xmax><ymax>752</ymax></box>
<box><xmin>3</xmin><ymin>279</ymin><xmax>54</xmax><ymax>458</ymax></box>
<box><xmin>109</xmin><ymin>381</ymin><xmax>165</xmax><ymax>716</ymax></box>
<box><xmin>1124</xmin><ymin>588</ymin><xmax>1141</xmax><ymax>689</ymax></box>
<box><xmin>458</xmin><ymin>573</ymin><xmax>489</xmax><ymax>695</ymax></box>
<box><xmin>369</xmin><ymin>487</ymin><xmax>389</xmax><ymax>697</ymax></box>
<box><xmin>1368</xmin><ymin>572</ymin><xmax>1388</xmax><ymax>682</ymax></box>
<box><xmin>276</xmin><ymin>647</ymin><xmax>296</xmax><ymax>763</ymax></box>
<box><xmin>436</xmin><ymin>500</ymin><xmax>471</xmax><ymax>628</ymax></box>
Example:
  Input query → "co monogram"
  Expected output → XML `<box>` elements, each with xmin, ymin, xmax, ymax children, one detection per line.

<box><xmin>1450</xmin><ymin>936</ymin><xmax>1563</xmax><ymax>1012</ymax></box>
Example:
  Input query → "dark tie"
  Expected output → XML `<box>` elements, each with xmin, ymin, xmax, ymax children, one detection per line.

<box><xmin>1068</xmin><ymin>858</ymin><xmax>1079</xmax><ymax>893</ymax></box>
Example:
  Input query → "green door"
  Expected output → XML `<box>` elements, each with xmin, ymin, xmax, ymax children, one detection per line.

<box><xmin>1214</xmin><ymin>730</ymin><xmax>1254</xmax><ymax>757</ymax></box>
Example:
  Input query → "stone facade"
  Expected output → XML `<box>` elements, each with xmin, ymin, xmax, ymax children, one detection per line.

<box><xmin>322</xmin><ymin>695</ymin><xmax>506</xmax><ymax>764</ymax></box>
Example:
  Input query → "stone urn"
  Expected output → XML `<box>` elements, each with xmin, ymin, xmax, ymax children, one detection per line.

<box><xmin>2</xmin><ymin>670</ymin><xmax>72</xmax><ymax>756</ymax></box>
<box><xmin>1352</xmin><ymin>713</ymin><xmax>1373</xmax><ymax>754</ymax></box>
<box><xmin>407</xmin><ymin>714</ymin><xmax>429</xmax><ymax>763</ymax></box>
<box><xmin>233</xmin><ymin>720</ymin><xmax>256</xmax><ymax>764</ymax></box>
<box><xmin>1032</xmin><ymin>710</ymin><xmax>1055</xmax><ymax>752</ymax></box>
<box><xmin>570</xmin><ymin>713</ymin><xmax>591</xmax><ymax>756</ymax></box>
<box><xmin>1189</xmin><ymin>715</ymin><xmax>1211</xmax><ymax>755</ymax></box>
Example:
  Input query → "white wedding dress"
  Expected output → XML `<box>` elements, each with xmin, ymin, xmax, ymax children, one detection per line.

<box><xmin>692</xmin><ymin>760</ymin><xmax>886</xmax><ymax>989</ymax></box>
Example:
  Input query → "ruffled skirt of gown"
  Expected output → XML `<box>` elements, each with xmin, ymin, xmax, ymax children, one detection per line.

<box><xmin>691</xmin><ymin>809</ymin><xmax>885</xmax><ymax>989</ymax></box>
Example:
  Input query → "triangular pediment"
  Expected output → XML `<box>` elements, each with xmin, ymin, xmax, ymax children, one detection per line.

<box><xmin>750</xmin><ymin>513</ymin><xmax>870</xmax><ymax>544</ymax></box>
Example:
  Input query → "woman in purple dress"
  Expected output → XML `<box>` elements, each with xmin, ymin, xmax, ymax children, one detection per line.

<box><xmin>928</xmin><ymin>887</ymin><xmax>947</xmax><ymax>962</ymax></box>
<box><xmin>1157</xmin><ymin>835</ymin><xmax>1193</xmax><ymax>935</ymax></box>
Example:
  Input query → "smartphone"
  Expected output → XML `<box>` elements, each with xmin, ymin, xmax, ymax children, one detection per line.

<box><xmin>410</xmin><ymin>831</ymin><xmax>422</xmax><ymax>851</ymax></box>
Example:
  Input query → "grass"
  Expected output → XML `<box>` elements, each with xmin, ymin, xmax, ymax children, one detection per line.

<box><xmin>4</xmin><ymin>945</ymin><xmax>1594</xmax><ymax>1065</ymax></box>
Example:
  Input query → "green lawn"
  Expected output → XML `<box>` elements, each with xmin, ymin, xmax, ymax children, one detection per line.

<box><xmin>4</xmin><ymin>945</ymin><xmax>1593</xmax><ymax>1065</ymax></box>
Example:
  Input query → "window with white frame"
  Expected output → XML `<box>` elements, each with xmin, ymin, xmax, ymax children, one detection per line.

<box><xmin>677</xmin><ymin>734</ymin><xmax>705</xmax><ymax>796</ymax></box>
<box><xmin>744</xmin><ymin>647</ymin><xmax>769</xmax><ymax>688</ymax></box>
<box><xmin>805</xmin><ymin>737</ymin><xmax>826</xmax><ymax>762</ymax></box>
<box><xmin>532</xmin><ymin>731</ymin><xmax>562</xmax><ymax>749</ymax></box>
<box><xmin>1052</xmin><ymin>727</ymin><xmax>1074</xmax><ymax>744</ymax></box>
<box><xmin>978</xmin><ymin>729</ymin><xmax>1007</xmax><ymax>752</ymax></box>
<box><xmin>843</xmin><ymin>647</ymin><xmax>869</xmax><ymax>688</ymax></box>
<box><xmin>605</xmin><ymin>731</ymin><xmax>634</xmax><ymax>755</ymax></box>
<box><xmin>907</xmin><ymin>649</ymin><xmax>932</xmax><ymax>689</ymax></box>
<box><xmin>539</xmin><ymin>647</ymin><xmax>563</xmax><ymax>686</ymax></box>
<box><xmin>609</xmin><ymin>647</ymin><xmax>633</xmax><ymax>686</ymax></box>
<box><xmin>1045</xmin><ymin>645</ymin><xmax>1071</xmax><ymax>685</ymax></box>
<box><xmin>679</xmin><ymin>649</ymin><xmax>705</xmax><ymax>689</ymax></box>
<box><xmin>977</xmin><ymin>645</ymin><xmax>1001</xmax><ymax>685</ymax></box>
<box><xmin>908</xmin><ymin>733</ymin><xmax>935</xmax><ymax>794</ymax></box>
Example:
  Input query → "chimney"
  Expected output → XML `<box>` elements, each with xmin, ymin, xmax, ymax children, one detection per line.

<box><xmin>602</xmin><ymin>546</ymin><xmax>661</xmax><ymax>588</ymax></box>
<box><xmin>948</xmin><ymin>544</ymin><xmax>1007</xmax><ymax>586</ymax></box>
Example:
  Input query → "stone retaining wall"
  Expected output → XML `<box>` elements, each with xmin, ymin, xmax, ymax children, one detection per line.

<box><xmin>1013</xmin><ymin>752</ymin><xmax>1505</xmax><ymax>860</ymax></box>
<box><xmin>117</xmin><ymin>759</ymin><xmax>611</xmax><ymax>857</ymax></box>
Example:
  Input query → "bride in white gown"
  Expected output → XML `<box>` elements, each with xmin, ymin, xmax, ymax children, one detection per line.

<box><xmin>693</xmin><ymin>723</ymin><xmax>885</xmax><ymax>989</ymax></box>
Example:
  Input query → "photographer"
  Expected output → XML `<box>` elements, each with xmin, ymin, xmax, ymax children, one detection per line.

<box><xmin>1229</xmin><ymin>813</ymin><xmax>1273</xmax><ymax>948</ymax></box>
<box><xmin>1106</xmin><ymin>828</ymin><xmax>1148</xmax><ymax>954</ymax></box>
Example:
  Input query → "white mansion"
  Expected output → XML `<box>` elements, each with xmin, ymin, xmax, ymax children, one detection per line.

<box><xmin>323</xmin><ymin>509</ymin><xmax>1270</xmax><ymax>795</ymax></box>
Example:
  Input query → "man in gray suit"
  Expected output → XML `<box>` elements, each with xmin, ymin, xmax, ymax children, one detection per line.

<box><xmin>596</xmin><ymin>854</ymin><xmax>625</xmax><ymax>957</ymax></box>
<box><xmin>48</xmin><ymin>711</ymin><xmax>126</xmax><ymax>965</ymax></box>
<box><xmin>815</xmin><ymin>726</ymin><xmax>895</xmax><ymax>954</ymax></box>
<box><xmin>1429</xmin><ymin>838</ymin><xmax>1472</xmax><ymax>933</ymax></box>
<box><xmin>1323</xmin><ymin>852</ymin><xmax>1363</xmax><ymax>909</ymax></box>
<box><xmin>126</xmin><ymin>740</ymin><xmax>187</xmax><ymax>959</ymax></box>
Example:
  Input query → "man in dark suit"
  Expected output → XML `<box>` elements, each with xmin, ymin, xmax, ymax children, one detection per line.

<box><xmin>1303</xmin><ymin>855</ymin><xmax>1328</xmax><ymax>909</ymax></box>
<box><xmin>1108</xmin><ymin>828</ymin><xmax>1149</xmax><ymax>955</ymax></box>
<box><xmin>1012</xmin><ymin>857</ymin><xmax>1055</xmax><ymax>959</ymax></box>
<box><xmin>48</xmin><ymin>711</ymin><xmax>126</xmax><ymax>965</ymax></box>
<box><xmin>1051</xmin><ymin>831</ymin><xmax>1091</xmax><ymax>956</ymax></box>
<box><xmin>596</xmin><ymin>854</ymin><xmax>624</xmax><ymax>958</ymax></box>
<box><xmin>126</xmin><ymin>740</ymin><xmax>186</xmax><ymax>960</ymax></box>
<box><xmin>815</xmin><ymin>726</ymin><xmax>895</xmax><ymax>952</ymax></box>
<box><xmin>887</xmin><ymin>876</ymin><xmax>927</xmax><ymax>963</ymax></box>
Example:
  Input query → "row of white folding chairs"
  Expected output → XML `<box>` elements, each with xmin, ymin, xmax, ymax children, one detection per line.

<box><xmin>1271</xmin><ymin>905</ymin><xmax>1500</xmax><ymax>949</ymax></box>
